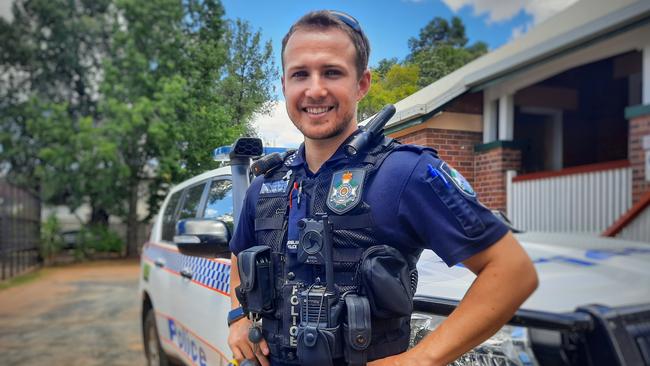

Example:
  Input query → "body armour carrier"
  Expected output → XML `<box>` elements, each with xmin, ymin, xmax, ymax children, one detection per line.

<box><xmin>246</xmin><ymin>138</ymin><xmax>438</xmax><ymax>365</ymax></box>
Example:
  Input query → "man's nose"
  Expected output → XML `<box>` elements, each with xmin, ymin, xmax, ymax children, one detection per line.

<box><xmin>305</xmin><ymin>75</ymin><xmax>328</xmax><ymax>99</ymax></box>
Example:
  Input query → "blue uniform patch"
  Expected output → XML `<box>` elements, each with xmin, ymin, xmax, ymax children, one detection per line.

<box><xmin>259</xmin><ymin>170</ymin><xmax>292</xmax><ymax>195</ymax></box>
<box><xmin>327</xmin><ymin>169</ymin><xmax>365</xmax><ymax>214</ymax></box>
<box><xmin>440</xmin><ymin>162</ymin><xmax>476</xmax><ymax>197</ymax></box>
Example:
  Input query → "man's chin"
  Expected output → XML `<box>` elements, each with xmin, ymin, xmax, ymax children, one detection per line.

<box><xmin>301</xmin><ymin>127</ymin><xmax>347</xmax><ymax>141</ymax></box>
<box><xmin>293</xmin><ymin>115</ymin><xmax>356</xmax><ymax>141</ymax></box>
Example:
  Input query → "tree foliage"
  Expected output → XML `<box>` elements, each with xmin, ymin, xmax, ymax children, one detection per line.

<box><xmin>359</xmin><ymin>63</ymin><xmax>419</xmax><ymax>121</ymax></box>
<box><xmin>409</xmin><ymin>42</ymin><xmax>487</xmax><ymax>87</ymax></box>
<box><xmin>360</xmin><ymin>16</ymin><xmax>487</xmax><ymax>117</ymax></box>
<box><xmin>0</xmin><ymin>0</ymin><xmax>277</xmax><ymax>257</ymax></box>
<box><xmin>408</xmin><ymin>16</ymin><xmax>468</xmax><ymax>52</ymax></box>
<box><xmin>0</xmin><ymin>0</ymin><xmax>118</xmax><ymax>227</ymax></box>
<box><xmin>407</xmin><ymin>16</ymin><xmax>487</xmax><ymax>87</ymax></box>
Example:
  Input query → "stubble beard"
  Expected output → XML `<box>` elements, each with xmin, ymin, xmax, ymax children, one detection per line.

<box><xmin>294</xmin><ymin>109</ymin><xmax>356</xmax><ymax>141</ymax></box>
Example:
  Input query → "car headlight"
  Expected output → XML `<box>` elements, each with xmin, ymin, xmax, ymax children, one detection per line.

<box><xmin>410</xmin><ymin>312</ymin><xmax>538</xmax><ymax>366</ymax></box>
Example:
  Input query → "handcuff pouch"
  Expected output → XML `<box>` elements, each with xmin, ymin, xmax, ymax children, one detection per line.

<box><xmin>343</xmin><ymin>294</ymin><xmax>371</xmax><ymax>366</ymax></box>
<box><xmin>236</xmin><ymin>245</ymin><xmax>273</xmax><ymax>314</ymax></box>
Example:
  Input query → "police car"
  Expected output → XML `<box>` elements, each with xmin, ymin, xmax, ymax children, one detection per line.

<box><xmin>139</xmin><ymin>138</ymin><xmax>650</xmax><ymax>366</ymax></box>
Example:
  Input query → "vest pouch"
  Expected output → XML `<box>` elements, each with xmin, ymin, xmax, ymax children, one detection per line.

<box><xmin>236</xmin><ymin>245</ymin><xmax>274</xmax><ymax>314</ymax></box>
<box><xmin>343</xmin><ymin>294</ymin><xmax>371</xmax><ymax>366</ymax></box>
<box><xmin>296</xmin><ymin>325</ymin><xmax>341</xmax><ymax>366</ymax></box>
<box><xmin>359</xmin><ymin>245</ymin><xmax>413</xmax><ymax>318</ymax></box>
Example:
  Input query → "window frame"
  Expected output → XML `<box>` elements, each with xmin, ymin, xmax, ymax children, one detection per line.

<box><xmin>161</xmin><ymin>190</ymin><xmax>183</xmax><ymax>243</ymax></box>
<box><xmin>201</xmin><ymin>174</ymin><xmax>234</xmax><ymax>220</ymax></box>
<box><xmin>161</xmin><ymin>179</ymin><xmax>210</xmax><ymax>243</ymax></box>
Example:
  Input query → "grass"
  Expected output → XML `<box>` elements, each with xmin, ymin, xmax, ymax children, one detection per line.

<box><xmin>0</xmin><ymin>269</ymin><xmax>45</xmax><ymax>291</ymax></box>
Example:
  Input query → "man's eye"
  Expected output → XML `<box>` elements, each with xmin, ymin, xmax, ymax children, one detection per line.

<box><xmin>325</xmin><ymin>70</ymin><xmax>342</xmax><ymax>77</ymax></box>
<box><xmin>292</xmin><ymin>71</ymin><xmax>308</xmax><ymax>78</ymax></box>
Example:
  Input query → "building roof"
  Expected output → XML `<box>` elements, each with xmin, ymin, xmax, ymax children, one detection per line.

<box><xmin>385</xmin><ymin>0</ymin><xmax>650</xmax><ymax>129</ymax></box>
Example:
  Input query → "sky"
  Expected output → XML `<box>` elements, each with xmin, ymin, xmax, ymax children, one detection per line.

<box><xmin>0</xmin><ymin>0</ymin><xmax>579</xmax><ymax>147</ymax></box>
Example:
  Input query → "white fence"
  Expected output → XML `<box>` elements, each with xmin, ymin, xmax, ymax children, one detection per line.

<box><xmin>507</xmin><ymin>163</ymin><xmax>632</xmax><ymax>234</ymax></box>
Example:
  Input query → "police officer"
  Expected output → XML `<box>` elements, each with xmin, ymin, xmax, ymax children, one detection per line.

<box><xmin>227</xmin><ymin>10</ymin><xmax>538</xmax><ymax>366</ymax></box>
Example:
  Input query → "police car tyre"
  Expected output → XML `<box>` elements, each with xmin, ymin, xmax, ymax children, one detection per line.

<box><xmin>144</xmin><ymin>309</ymin><xmax>171</xmax><ymax>366</ymax></box>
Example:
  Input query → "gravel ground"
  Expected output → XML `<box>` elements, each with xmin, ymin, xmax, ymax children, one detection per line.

<box><xmin>0</xmin><ymin>260</ymin><xmax>146</xmax><ymax>366</ymax></box>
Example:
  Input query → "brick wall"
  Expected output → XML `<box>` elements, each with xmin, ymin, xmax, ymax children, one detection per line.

<box><xmin>396</xmin><ymin>128</ymin><xmax>482</xmax><ymax>184</ymax></box>
<box><xmin>629</xmin><ymin>113</ymin><xmax>650</xmax><ymax>205</ymax></box>
<box><xmin>474</xmin><ymin>147</ymin><xmax>522</xmax><ymax>212</ymax></box>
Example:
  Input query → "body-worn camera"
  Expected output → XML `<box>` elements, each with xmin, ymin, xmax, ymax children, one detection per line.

<box><xmin>297</xmin><ymin>218</ymin><xmax>327</xmax><ymax>265</ymax></box>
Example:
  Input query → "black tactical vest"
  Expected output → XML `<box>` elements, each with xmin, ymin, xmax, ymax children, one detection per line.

<box><xmin>253</xmin><ymin>138</ymin><xmax>431</xmax><ymax>365</ymax></box>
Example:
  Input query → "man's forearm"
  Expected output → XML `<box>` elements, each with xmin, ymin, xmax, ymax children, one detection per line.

<box><xmin>230</xmin><ymin>254</ymin><xmax>242</xmax><ymax>309</ymax></box>
<box><xmin>410</xmin><ymin>233</ymin><xmax>538</xmax><ymax>365</ymax></box>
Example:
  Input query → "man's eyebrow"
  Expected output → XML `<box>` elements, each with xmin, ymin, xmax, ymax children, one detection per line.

<box><xmin>285</xmin><ymin>63</ymin><xmax>345</xmax><ymax>73</ymax></box>
<box><xmin>322</xmin><ymin>64</ymin><xmax>344</xmax><ymax>69</ymax></box>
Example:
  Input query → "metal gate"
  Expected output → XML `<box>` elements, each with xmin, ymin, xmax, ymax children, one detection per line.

<box><xmin>0</xmin><ymin>181</ymin><xmax>41</xmax><ymax>280</ymax></box>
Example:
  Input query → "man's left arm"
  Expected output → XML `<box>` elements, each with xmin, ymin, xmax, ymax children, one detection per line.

<box><xmin>369</xmin><ymin>231</ymin><xmax>538</xmax><ymax>366</ymax></box>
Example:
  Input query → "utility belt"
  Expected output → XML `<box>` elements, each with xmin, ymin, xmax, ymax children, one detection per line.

<box><xmin>236</xmin><ymin>215</ymin><xmax>417</xmax><ymax>366</ymax></box>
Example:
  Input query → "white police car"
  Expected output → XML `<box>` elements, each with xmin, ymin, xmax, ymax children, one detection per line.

<box><xmin>139</xmin><ymin>138</ymin><xmax>650</xmax><ymax>366</ymax></box>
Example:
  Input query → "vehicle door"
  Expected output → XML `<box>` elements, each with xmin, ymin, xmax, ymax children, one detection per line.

<box><xmin>172</xmin><ymin>176</ymin><xmax>234</xmax><ymax>365</ymax></box>
<box><xmin>141</xmin><ymin>189</ymin><xmax>184</xmax><ymax>358</ymax></box>
<box><xmin>154</xmin><ymin>180</ymin><xmax>209</xmax><ymax>364</ymax></box>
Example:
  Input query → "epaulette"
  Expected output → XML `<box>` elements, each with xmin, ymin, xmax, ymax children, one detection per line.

<box><xmin>391</xmin><ymin>143</ymin><xmax>439</xmax><ymax>158</ymax></box>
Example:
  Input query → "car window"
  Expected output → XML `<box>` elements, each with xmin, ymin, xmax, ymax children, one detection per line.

<box><xmin>203</xmin><ymin>179</ymin><xmax>234</xmax><ymax>223</ymax></box>
<box><xmin>177</xmin><ymin>183</ymin><xmax>207</xmax><ymax>220</ymax></box>
<box><xmin>161</xmin><ymin>191</ymin><xmax>182</xmax><ymax>242</ymax></box>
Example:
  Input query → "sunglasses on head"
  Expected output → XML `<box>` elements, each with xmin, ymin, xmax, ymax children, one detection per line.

<box><xmin>329</xmin><ymin>10</ymin><xmax>362</xmax><ymax>34</ymax></box>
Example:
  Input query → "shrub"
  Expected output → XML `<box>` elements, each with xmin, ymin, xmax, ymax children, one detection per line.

<box><xmin>75</xmin><ymin>226</ymin><xmax>125</xmax><ymax>260</ymax></box>
<box><xmin>40</xmin><ymin>215</ymin><xmax>63</xmax><ymax>263</ymax></box>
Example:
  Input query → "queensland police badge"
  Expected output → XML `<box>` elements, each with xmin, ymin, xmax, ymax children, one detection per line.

<box><xmin>440</xmin><ymin>162</ymin><xmax>476</xmax><ymax>197</ymax></box>
<box><xmin>327</xmin><ymin>169</ymin><xmax>366</xmax><ymax>214</ymax></box>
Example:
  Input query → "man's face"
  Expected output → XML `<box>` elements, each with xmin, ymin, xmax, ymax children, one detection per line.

<box><xmin>282</xmin><ymin>28</ymin><xmax>370</xmax><ymax>141</ymax></box>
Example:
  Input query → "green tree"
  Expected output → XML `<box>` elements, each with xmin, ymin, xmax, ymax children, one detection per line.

<box><xmin>0</xmin><ymin>0</ymin><xmax>117</xmax><ymax>225</ymax></box>
<box><xmin>408</xmin><ymin>16</ymin><xmax>468</xmax><ymax>53</ymax></box>
<box><xmin>220</xmin><ymin>19</ymin><xmax>277</xmax><ymax>130</ymax></box>
<box><xmin>407</xmin><ymin>16</ymin><xmax>487</xmax><ymax>87</ymax></box>
<box><xmin>410</xmin><ymin>43</ymin><xmax>487</xmax><ymax>87</ymax></box>
<box><xmin>360</xmin><ymin>16</ymin><xmax>486</xmax><ymax>114</ymax></box>
<box><xmin>359</xmin><ymin>63</ymin><xmax>419</xmax><ymax>120</ymax></box>
<box><xmin>1</xmin><ymin>0</ymin><xmax>277</xmax><ymax>258</ymax></box>
<box><xmin>374</xmin><ymin>57</ymin><xmax>399</xmax><ymax>80</ymax></box>
<box><xmin>101</xmin><ymin>0</ymin><xmax>276</xmax><ymax>256</ymax></box>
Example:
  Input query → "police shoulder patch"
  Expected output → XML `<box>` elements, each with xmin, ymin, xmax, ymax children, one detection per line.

<box><xmin>327</xmin><ymin>169</ymin><xmax>366</xmax><ymax>214</ymax></box>
<box><xmin>440</xmin><ymin>162</ymin><xmax>476</xmax><ymax>197</ymax></box>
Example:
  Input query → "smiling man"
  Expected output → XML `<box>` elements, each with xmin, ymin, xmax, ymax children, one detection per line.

<box><xmin>227</xmin><ymin>10</ymin><xmax>538</xmax><ymax>366</ymax></box>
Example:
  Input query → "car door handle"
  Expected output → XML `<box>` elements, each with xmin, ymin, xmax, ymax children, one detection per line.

<box><xmin>154</xmin><ymin>259</ymin><xmax>165</xmax><ymax>268</ymax></box>
<box><xmin>180</xmin><ymin>268</ymin><xmax>193</xmax><ymax>280</ymax></box>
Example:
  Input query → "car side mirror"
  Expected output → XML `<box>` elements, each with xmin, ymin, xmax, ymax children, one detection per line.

<box><xmin>174</xmin><ymin>218</ymin><xmax>231</xmax><ymax>258</ymax></box>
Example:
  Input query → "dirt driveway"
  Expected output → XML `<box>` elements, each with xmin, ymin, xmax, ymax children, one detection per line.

<box><xmin>0</xmin><ymin>260</ymin><xmax>146</xmax><ymax>366</ymax></box>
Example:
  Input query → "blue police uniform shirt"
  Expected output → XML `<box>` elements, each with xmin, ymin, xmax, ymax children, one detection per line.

<box><xmin>230</xmin><ymin>140</ymin><xmax>509</xmax><ymax>267</ymax></box>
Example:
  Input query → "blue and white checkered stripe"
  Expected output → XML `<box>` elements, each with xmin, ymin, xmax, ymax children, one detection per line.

<box><xmin>145</xmin><ymin>243</ymin><xmax>231</xmax><ymax>295</ymax></box>
<box><xmin>182</xmin><ymin>256</ymin><xmax>231</xmax><ymax>294</ymax></box>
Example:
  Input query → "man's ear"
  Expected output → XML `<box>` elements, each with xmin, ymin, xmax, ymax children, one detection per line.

<box><xmin>281</xmin><ymin>74</ymin><xmax>286</xmax><ymax>96</ymax></box>
<box><xmin>357</xmin><ymin>69</ymin><xmax>371</xmax><ymax>101</ymax></box>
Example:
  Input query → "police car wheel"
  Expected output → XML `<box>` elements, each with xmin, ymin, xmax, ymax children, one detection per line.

<box><xmin>144</xmin><ymin>309</ymin><xmax>170</xmax><ymax>366</ymax></box>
